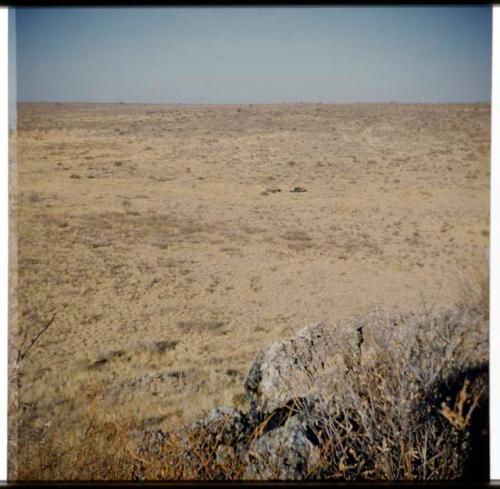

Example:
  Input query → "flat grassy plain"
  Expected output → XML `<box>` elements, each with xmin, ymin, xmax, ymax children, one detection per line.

<box><xmin>10</xmin><ymin>102</ymin><xmax>490</xmax><ymax>479</ymax></box>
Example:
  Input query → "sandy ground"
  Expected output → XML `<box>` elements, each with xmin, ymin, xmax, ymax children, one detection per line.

<box><xmin>12</xmin><ymin>102</ymin><xmax>490</xmax><ymax>429</ymax></box>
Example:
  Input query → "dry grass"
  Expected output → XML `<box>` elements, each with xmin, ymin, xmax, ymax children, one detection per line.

<box><xmin>306</xmin><ymin>312</ymin><xmax>488</xmax><ymax>480</ymax></box>
<box><xmin>11</xmin><ymin>265</ymin><xmax>488</xmax><ymax>481</ymax></box>
<box><xmin>456</xmin><ymin>254</ymin><xmax>489</xmax><ymax>319</ymax></box>
<box><xmin>10</xmin><ymin>102</ymin><xmax>490</xmax><ymax>480</ymax></box>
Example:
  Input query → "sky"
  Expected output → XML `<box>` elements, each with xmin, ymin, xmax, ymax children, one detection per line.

<box><xmin>13</xmin><ymin>6</ymin><xmax>492</xmax><ymax>105</ymax></box>
<box><xmin>8</xmin><ymin>9</ymin><xmax>16</xmax><ymax>128</ymax></box>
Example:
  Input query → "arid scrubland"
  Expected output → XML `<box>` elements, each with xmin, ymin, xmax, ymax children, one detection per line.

<box><xmin>9</xmin><ymin>102</ymin><xmax>490</xmax><ymax>480</ymax></box>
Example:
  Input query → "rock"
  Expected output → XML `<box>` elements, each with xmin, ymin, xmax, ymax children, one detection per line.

<box><xmin>244</xmin><ymin>321</ymin><xmax>357</xmax><ymax>411</ymax></box>
<box><xmin>243</xmin><ymin>416</ymin><xmax>320</xmax><ymax>480</ymax></box>
<box><xmin>244</xmin><ymin>362</ymin><xmax>262</xmax><ymax>402</ymax></box>
<box><xmin>290</xmin><ymin>186</ymin><xmax>307</xmax><ymax>193</ymax></box>
<box><xmin>87</xmin><ymin>349</ymin><xmax>126</xmax><ymax>370</ymax></box>
<box><xmin>190</xmin><ymin>406</ymin><xmax>254</xmax><ymax>447</ymax></box>
<box><xmin>134</xmin><ymin>308</ymin><xmax>489</xmax><ymax>480</ymax></box>
<box><xmin>216</xmin><ymin>444</ymin><xmax>236</xmax><ymax>468</ymax></box>
<box><xmin>137</xmin><ymin>429</ymin><xmax>168</xmax><ymax>457</ymax></box>
<box><xmin>132</xmin><ymin>429</ymin><xmax>170</xmax><ymax>480</ymax></box>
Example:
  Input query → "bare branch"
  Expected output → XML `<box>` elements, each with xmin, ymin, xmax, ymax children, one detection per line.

<box><xmin>17</xmin><ymin>313</ymin><xmax>56</xmax><ymax>363</ymax></box>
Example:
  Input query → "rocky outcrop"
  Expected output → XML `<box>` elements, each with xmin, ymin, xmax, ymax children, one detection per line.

<box><xmin>133</xmin><ymin>321</ymin><xmax>358</xmax><ymax>480</ymax></box>
<box><xmin>243</xmin><ymin>415</ymin><xmax>320</xmax><ymax>480</ymax></box>
<box><xmin>244</xmin><ymin>321</ymin><xmax>357</xmax><ymax>411</ymax></box>
<box><xmin>134</xmin><ymin>311</ymin><xmax>489</xmax><ymax>481</ymax></box>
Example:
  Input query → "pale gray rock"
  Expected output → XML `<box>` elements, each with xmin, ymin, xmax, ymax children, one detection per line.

<box><xmin>133</xmin><ymin>308</ymin><xmax>488</xmax><ymax>481</ymax></box>
<box><xmin>244</xmin><ymin>321</ymin><xmax>358</xmax><ymax>411</ymax></box>
<box><xmin>243</xmin><ymin>416</ymin><xmax>320</xmax><ymax>480</ymax></box>
<box><xmin>190</xmin><ymin>406</ymin><xmax>253</xmax><ymax>447</ymax></box>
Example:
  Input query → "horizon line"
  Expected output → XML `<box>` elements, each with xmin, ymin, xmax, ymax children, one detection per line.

<box><xmin>15</xmin><ymin>100</ymin><xmax>492</xmax><ymax>106</ymax></box>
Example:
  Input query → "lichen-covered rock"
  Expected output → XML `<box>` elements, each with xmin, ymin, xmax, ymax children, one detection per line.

<box><xmin>133</xmin><ymin>429</ymin><xmax>169</xmax><ymax>480</ymax></box>
<box><xmin>190</xmin><ymin>406</ymin><xmax>254</xmax><ymax>447</ymax></box>
<box><xmin>134</xmin><ymin>308</ymin><xmax>489</xmax><ymax>481</ymax></box>
<box><xmin>215</xmin><ymin>444</ymin><xmax>236</xmax><ymax>467</ymax></box>
<box><xmin>243</xmin><ymin>416</ymin><xmax>320</xmax><ymax>480</ymax></box>
<box><xmin>244</xmin><ymin>321</ymin><xmax>358</xmax><ymax>411</ymax></box>
<box><xmin>135</xmin><ymin>428</ymin><xmax>168</xmax><ymax>457</ymax></box>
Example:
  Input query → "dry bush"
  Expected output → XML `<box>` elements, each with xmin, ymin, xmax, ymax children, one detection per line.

<box><xmin>304</xmin><ymin>307</ymin><xmax>488</xmax><ymax>481</ymax></box>
<box><xmin>11</xmin><ymin>265</ymin><xmax>489</xmax><ymax>481</ymax></box>
<box><xmin>132</xmin><ymin>274</ymin><xmax>488</xmax><ymax>482</ymax></box>
<box><xmin>15</xmin><ymin>396</ymin><xmax>139</xmax><ymax>481</ymax></box>
<box><xmin>456</xmin><ymin>254</ymin><xmax>489</xmax><ymax>320</ymax></box>
<box><xmin>131</xmin><ymin>307</ymin><xmax>488</xmax><ymax>482</ymax></box>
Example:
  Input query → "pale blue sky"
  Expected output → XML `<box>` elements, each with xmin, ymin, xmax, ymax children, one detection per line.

<box><xmin>9</xmin><ymin>9</ymin><xmax>16</xmax><ymax>128</ymax></box>
<box><xmin>14</xmin><ymin>6</ymin><xmax>492</xmax><ymax>104</ymax></box>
